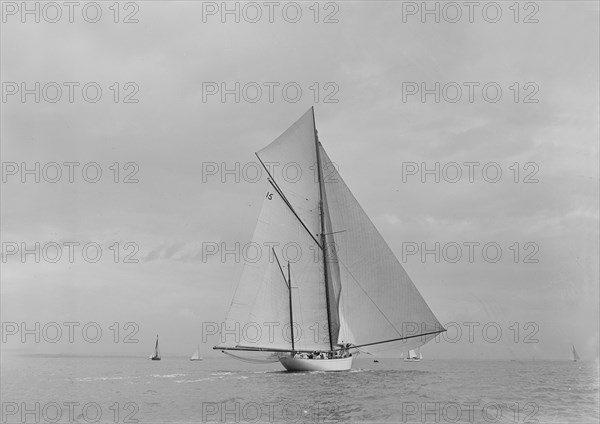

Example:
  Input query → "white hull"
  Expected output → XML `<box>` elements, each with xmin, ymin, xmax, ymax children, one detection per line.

<box><xmin>403</xmin><ymin>358</ymin><xmax>421</xmax><ymax>362</ymax></box>
<box><xmin>279</xmin><ymin>356</ymin><xmax>353</xmax><ymax>372</ymax></box>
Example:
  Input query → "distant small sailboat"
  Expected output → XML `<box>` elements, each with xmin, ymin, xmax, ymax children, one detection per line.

<box><xmin>190</xmin><ymin>345</ymin><xmax>203</xmax><ymax>361</ymax></box>
<box><xmin>403</xmin><ymin>348</ymin><xmax>422</xmax><ymax>362</ymax></box>
<box><xmin>570</xmin><ymin>345</ymin><xmax>580</xmax><ymax>362</ymax></box>
<box><xmin>150</xmin><ymin>335</ymin><xmax>161</xmax><ymax>360</ymax></box>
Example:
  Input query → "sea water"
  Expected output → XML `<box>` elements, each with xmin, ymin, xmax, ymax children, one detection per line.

<box><xmin>1</xmin><ymin>354</ymin><xmax>598</xmax><ymax>423</ymax></box>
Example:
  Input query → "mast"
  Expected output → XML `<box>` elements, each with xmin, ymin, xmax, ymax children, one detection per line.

<box><xmin>313</xmin><ymin>107</ymin><xmax>334</xmax><ymax>351</ymax></box>
<box><xmin>287</xmin><ymin>262</ymin><xmax>295</xmax><ymax>353</ymax></box>
<box><xmin>273</xmin><ymin>249</ymin><xmax>295</xmax><ymax>353</ymax></box>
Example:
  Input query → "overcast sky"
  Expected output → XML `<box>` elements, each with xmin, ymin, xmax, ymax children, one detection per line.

<box><xmin>1</xmin><ymin>1</ymin><xmax>598</xmax><ymax>360</ymax></box>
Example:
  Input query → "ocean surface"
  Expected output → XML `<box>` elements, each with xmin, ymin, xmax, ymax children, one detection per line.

<box><xmin>1</xmin><ymin>354</ymin><xmax>598</xmax><ymax>423</ymax></box>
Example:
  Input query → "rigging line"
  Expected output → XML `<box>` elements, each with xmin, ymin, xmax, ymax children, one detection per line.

<box><xmin>322</xmin><ymin>230</ymin><xmax>347</xmax><ymax>236</ymax></box>
<box><xmin>256</xmin><ymin>152</ymin><xmax>322</xmax><ymax>249</ymax></box>
<box><xmin>337</xmin><ymin>259</ymin><xmax>403</xmax><ymax>338</ymax></box>
<box><xmin>273</xmin><ymin>184</ymin><xmax>311</xmax><ymax>205</ymax></box>
<box><xmin>347</xmin><ymin>330</ymin><xmax>446</xmax><ymax>351</ymax></box>
<box><xmin>272</xmin><ymin>249</ymin><xmax>289</xmax><ymax>289</ymax></box>
<box><xmin>266</xmin><ymin>181</ymin><xmax>317</xmax><ymax>220</ymax></box>
<box><xmin>267</xmin><ymin>178</ymin><xmax>321</xmax><ymax>248</ymax></box>
<box><xmin>214</xmin><ymin>346</ymin><xmax>319</xmax><ymax>354</ymax></box>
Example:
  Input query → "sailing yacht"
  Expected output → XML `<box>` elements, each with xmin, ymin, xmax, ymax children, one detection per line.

<box><xmin>150</xmin><ymin>335</ymin><xmax>161</xmax><ymax>360</ymax></box>
<box><xmin>570</xmin><ymin>345</ymin><xmax>580</xmax><ymax>362</ymax></box>
<box><xmin>214</xmin><ymin>108</ymin><xmax>445</xmax><ymax>371</ymax></box>
<box><xmin>403</xmin><ymin>348</ymin><xmax>423</xmax><ymax>362</ymax></box>
<box><xmin>190</xmin><ymin>345</ymin><xmax>203</xmax><ymax>361</ymax></box>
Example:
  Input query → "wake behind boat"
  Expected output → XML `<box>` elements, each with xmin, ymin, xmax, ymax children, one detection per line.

<box><xmin>213</xmin><ymin>108</ymin><xmax>445</xmax><ymax>371</ymax></box>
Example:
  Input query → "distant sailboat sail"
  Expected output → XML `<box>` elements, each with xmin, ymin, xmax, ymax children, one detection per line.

<box><xmin>150</xmin><ymin>335</ymin><xmax>161</xmax><ymax>360</ymax></box>
<box><xmin>214</xmin><ymin>108</ymin><xmax>445</xmax><ymax>371</ymax></box>
<box><xmin>404</xmin><ymin>347</ymin><xmax>422</xmax><ymax>361</ymax></box>
<box><xmin>571</xmin><ymin>345</ymin><xmax>580</xmax><ymax>362</ymax></box>
<box><xmin>190</xmin><ymin>345</ymin><xmax>203</xmax><ymax>361</ymax></box>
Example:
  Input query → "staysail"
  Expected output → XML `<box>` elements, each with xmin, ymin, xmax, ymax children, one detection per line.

<box><xmin>215</xmin><ymin>107</ymin><xmax>444</xmax><ymax>355</ymax></box>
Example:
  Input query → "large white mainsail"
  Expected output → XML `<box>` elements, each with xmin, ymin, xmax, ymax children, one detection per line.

<box><xmin>214</xmin><ymin>107</ymin><xmax>444</xmax><ymax>365</ymax></box>
<box><xmin>319</xmin><ymin>145</ymin><xmax>444</xmax><ymax>353</ymax></box>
